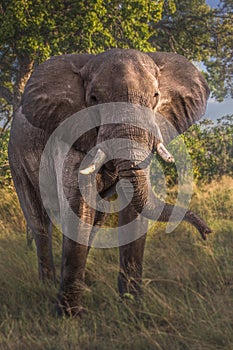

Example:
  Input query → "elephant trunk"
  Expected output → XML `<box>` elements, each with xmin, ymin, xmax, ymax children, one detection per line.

<box><xmin>116</xmin><ymin>162</ymin><xmax>211</xmax><ymax>240</ymax></box>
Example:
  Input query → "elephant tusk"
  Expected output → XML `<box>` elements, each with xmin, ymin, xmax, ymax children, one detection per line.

<box><xmin>156</xmin><ymin>142</ymin><xmax>175</xmax><ymax>163</ymax></box>
<box><xmin>80</xmin><ymin>149</ymin><xmax>107</xmax><ymax>175</ymax></box>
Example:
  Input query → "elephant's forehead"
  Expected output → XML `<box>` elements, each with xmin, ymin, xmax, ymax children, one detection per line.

<box><xmin>92</xmin><ymin>59</ymin><xmax>158</xmax><ymax>84</ymax></box>
<box><xmin>90</xmin><ymin>50</ymin><xmax>158</xmax><ymax>75</ymax></box>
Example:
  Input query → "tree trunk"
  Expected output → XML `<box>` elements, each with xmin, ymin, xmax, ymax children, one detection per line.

<box><xmin>13</xmin><ymin>54</ymin><xmax>34</xmax><ymax>112</ymax></box>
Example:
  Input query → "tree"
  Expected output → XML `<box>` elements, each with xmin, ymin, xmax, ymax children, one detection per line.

<box><xmin>204</xmin><ymin>0</ymin><xmax>233</xmax><ymax>100</ymax></box>
<box><xmin>0</xmin><ymin>0</ymin><xmax>232</xmax><ymax>127</ymax></box>
<box><xmin>151</xmin><ymin>115</ymin><xmax>233</xmax><ymax>187</ymax></box>
<box><xmin>0</xmin><ymin>0</ymin><xmax>107</xmax><ymax>114</ymax></box>
<box><xmin>150</xmin><ymin>0</ymin><xmax>233</xmax><ymax>101</ymax></box>
<box><xmin>0</xmin><ymin>128</ymin><xmax>11</xmax><ymax>188</ymax></box>
<box><xmin>184</xmin><ymin>115</ymin><xmax>233</xmax><ymax>182</ymax></box>
<box><xmin>0</xmin><ymin>0</ymin><xmax>175</xmax><ymax>124</ymax></box>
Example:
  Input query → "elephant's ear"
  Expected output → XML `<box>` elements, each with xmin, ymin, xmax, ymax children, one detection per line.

<box><xmin>147</xmin><ymin>52</ymin><xmax>210</xmax><ymax>135</ymax></box>
<box><xmin>21</xmin><ymin>53</ymin><xmax>93</xmax><ymax>132</ymax></box>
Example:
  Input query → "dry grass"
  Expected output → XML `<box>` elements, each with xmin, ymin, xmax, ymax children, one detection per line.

<box><xmin>0</xmin><ymin>178</ymin><xmax>232</xmax><ymax>350</ymax></box>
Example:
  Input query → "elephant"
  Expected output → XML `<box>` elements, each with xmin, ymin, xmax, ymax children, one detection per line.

<box><xmin>8</xmin><ymin>48</ymin><xmax>211</xmax><ymax>317</ymax></box>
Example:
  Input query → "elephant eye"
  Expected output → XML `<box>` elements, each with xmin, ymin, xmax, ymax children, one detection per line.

<box><xmin>90</xmin><ymin>94</ymin><xmax>98</xmax><ymax>104</ymax></box>
<box><xmin>153</xmin><ymin>91</ymin><xmax>160</xmax><ymax>109</ymax></box>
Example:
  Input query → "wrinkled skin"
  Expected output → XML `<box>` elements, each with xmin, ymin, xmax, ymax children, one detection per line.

<box><xmin>8</xmin><ymin>49</ymin><xmax>211</xmax><ymax>317</ymax></box>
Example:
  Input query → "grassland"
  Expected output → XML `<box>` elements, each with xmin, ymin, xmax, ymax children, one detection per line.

<box><xmin>0</xmin><ymin>177</ymin><xmax>232</xmax><ymax>350</ymax></box>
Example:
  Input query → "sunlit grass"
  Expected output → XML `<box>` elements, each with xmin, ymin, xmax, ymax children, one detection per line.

<box><xmin>0</xmin><ymin>178</ymin><xmax>232</xmax><ymax>349</ymax></box>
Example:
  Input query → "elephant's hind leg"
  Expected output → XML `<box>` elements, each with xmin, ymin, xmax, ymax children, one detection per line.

<box><xmin>33</xmin><ymin>213</ymin><xmax>55</xmax><ymax>282</ymax></box>
<box><xmin>10</xmin><ymin>165</ymin><xmax>56</xmax><ymax>283</ymax></box>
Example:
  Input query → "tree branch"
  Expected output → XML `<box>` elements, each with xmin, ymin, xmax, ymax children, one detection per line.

<box><xmin>0</xmin><ymin>86</ymin><xmax>13</xmax><ymax>105</ymax></box>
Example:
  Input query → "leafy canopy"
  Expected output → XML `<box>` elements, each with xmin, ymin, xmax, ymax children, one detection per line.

<box><xmin>0</xmin><ymin>0</ymin><xmax>175</xmax><ymax>114</ymax></box>
<box><xmin>0</xmin><ymin>0</ymin><xmax>233</xmax><ymax>119</ymax></box>
<box><xmin>0</xmin><ymin>0</ymin><xmax>232</xmax><ymax>122</ymax></box>
<box><xmin>0</xmin><ymin>0</ymin><xmax>176</xmax><ymax>58</ymax></box>
<box><xmin>151</xmin><ymin>0</ymin><xmax>233</xmax><ymax>101</ymax></box>
<box><xmin>151</xmin><ymin>115</ymin><xmax>233</xmax><ymax>187</ymax></box>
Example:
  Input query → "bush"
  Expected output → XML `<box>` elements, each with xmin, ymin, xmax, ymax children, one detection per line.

<box><xmin>0</xmin><ymin>129</ymin><xmax>12</xmax><ymax>189</ymax></box>
<box><xmin>151</xmin><ymin>115</ymin><xmax>233</xmax><ymax>187</ymax></box>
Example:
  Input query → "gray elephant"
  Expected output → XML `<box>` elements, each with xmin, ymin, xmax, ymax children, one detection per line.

<box><xmin>8</xmin><ymin>49</ymin><xmax>211</xmax><ymax>317</ymax></box>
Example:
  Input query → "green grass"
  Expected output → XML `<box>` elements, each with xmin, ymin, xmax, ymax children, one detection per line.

<box><xmin>0</xmin><ymin>178</ymin><xmax>232</xmax><ymax>350</ymax></box>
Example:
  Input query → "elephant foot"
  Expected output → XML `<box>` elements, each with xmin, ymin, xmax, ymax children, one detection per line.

<box><xmin>39</xmin><ymin>265</ymin><xmax>56</xmax><ymax>284</ymax></box>
<box><xmin>56</xmin><ymin>291</ymin><xmax>87</xmax><ymax>318</ymax></box>
<box><xmin>118</xmin><ymin>271</ymin><xmax>143</xmax><ymax>300</ymax></box>
<box><xmin>56</xmin><ymin>295</ymin><xmax>87</xmax><ymax>318</ymax></box>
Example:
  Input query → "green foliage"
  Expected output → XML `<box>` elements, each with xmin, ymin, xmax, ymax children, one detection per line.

<box><xmin>1</xmin><ymin>0</ymin><xmax>232</xmax><ymax>122</ymax></box>
<box><xmin>184</xmin><ymin>115</ymin><xmax>233</xmax><ymax>182</ymax></box>
<box><xmin>151</xmin><ymin>0</ymin><xmax>233</xmax><ymax>101</ymax></box>
<box><xmin>205</xmin><ymin>0</ymin><xmax>233</xmax><ymax>101</ymax></box>
<box><xmin>0</xmin><ymin>0</ymin><xmax>172</xmax><ymax>114</ymax></box>
<box><xmin>0</xmin><ymin>129</ymin><xmax>12</xmax><ymax>188</ymax></box>
<box><xmin>151</xmin><ymin>115</ymin><xmax>233</xmax><ymax>188</ymax></box>
<box><xmin>0</xmin><ymin>0</ymin><xmax>171</xmax><ymax>58</ymax></box>
<box><xmin>151</xmin><ymin>0</ymin><xmax>212</xmax><ymax>60</ymax></box>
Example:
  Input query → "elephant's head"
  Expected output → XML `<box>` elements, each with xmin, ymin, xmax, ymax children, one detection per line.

<box><xmin>80</xmin><ymin>49</ymin><xmax>160</xmax><ymax>109</ymax></box>
<box><xmin>21</xmin><ymin>49</ymin><xmax>211</xmax><ymax>239</ymax></box>
<box><xmin>78</xmin><ymin>49</ymin><xmax>175</xmax><ymax>170</ymax></box>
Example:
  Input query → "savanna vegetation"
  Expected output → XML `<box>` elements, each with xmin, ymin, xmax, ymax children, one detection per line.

<box><xmin>0</xmin><ymin>176</ymin><xmax>232</xmax><ymax>350</ymax></box>
<box><xmin>0</xmin><ymin>0</ymin><xmax>232</xmax><ymax>349</ymax></box>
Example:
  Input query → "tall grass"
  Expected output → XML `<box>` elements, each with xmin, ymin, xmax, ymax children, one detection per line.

<box><xmin>0</xmin><ymin>178</ymin><xmax>232</xmax><ymax>349</ymax></box>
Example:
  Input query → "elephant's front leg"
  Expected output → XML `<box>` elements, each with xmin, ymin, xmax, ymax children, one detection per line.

<box><xmin>58</xmin><ymin>237</ymin><xmax>90</xmax><ymax>317</ymax></box>
<box><xmin>57</xmin><ymin>193</ymin><xmax>96</xmax><ymax>317</ymax></box>
<box><xmin>118</xmin><ymin>204</ymin><xmax>148</xmax><ymax>299</ymax></box>
<box><xmin>56</xmin><ymin>148</ymin><xmax>96</xmax><ymax>317</ymax></box>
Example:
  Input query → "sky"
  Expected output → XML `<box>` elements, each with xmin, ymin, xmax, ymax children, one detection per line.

<box><xmin>206</xmin><ymin>0</ymin><xmax>219</xmax><ymax>7</ymax></box>
<box><xmin>205</xmin><ymin>98</ymin><xmax>233</xmax><ymax>122</ymax></box>
<box><xmin>202</xmin><ymin>0</ymin><xmax>233</xmax><ymax>121</ymax></box>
